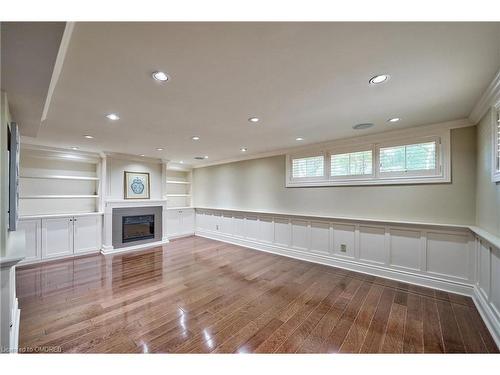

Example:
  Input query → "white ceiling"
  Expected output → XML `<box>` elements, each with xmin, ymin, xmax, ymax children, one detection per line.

<box><xmin>1</xmin><ymin>22</ymin><xmax>66</xmax><ymax>136</ymax></box>
<box><xmin>19</xmin><ymin>22</ymin><xmax>500</xmax><ymax>166</ymax></box>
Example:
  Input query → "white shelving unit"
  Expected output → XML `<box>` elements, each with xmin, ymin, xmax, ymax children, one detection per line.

<box><xmin>165</xmin><ymin>167</ymin><xmax>192</xmax><ymax>209</ymax></box>
<box><xmin>164</xmin><ymin>164</ymin><xmax>195</xmax><ymax>238</ymax></box>
<box><xmin>19</xmin><ymin>146</ymin><xmax>102</xmax><ymax>216</ymax></box>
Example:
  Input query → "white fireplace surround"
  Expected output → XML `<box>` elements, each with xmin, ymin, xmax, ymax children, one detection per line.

<box><xmin>101</xmin><ymin>199</ymin><xmax>169</xmax><ymax>254</ymax></box>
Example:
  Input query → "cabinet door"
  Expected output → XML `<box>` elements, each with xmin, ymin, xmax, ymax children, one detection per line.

<box><xmin>180</xmin><ymin>209</ymin><xmax>195</xmax><ymax>235</ymax></box>
<box><xmin>41</xmin><ymin>217</ymin><xmax>73</xmax><ymax>259</ymax></box>
<box><xmin>74</xmin><ymin>215</ymin><xmax>101</xmax><ymax>254</ymax></box>
<box><xmin>166</xmin><ymin>210</ymin><xmax>180</xmax><ymax>237</ymax></box>
<box><xmin>18</xmin><ymin>219</ymin><xmax>42</xmax><ymax>263</ymax></box>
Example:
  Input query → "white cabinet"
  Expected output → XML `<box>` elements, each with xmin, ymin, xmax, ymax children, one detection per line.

<box><xmin>42</xmin><ymin>217</ymin><xmax>74</xmax><ymax>259</ymax></box>
<box><xmin>73</xmin><ymin>215</ymin><xmax>101</xmax><ymax>254</ymax></box>
<box><xmin>19</xmin><ymin>214</ymin><xmax>102</xmax><ymax>263</ymax></box>
<box><xmin>18</xmin><ymin>219</ymin><xmax>42</xmax><ymax>263</ymax></box>
<box><xmin>166</xmin><ymin>210</ymin><xmax>180</xmax><ymax>237</ymax></box>
<box><xmin>166</xmin><ymin>208</ymin><xmax>195</xmax><ymax>238</ymax></box>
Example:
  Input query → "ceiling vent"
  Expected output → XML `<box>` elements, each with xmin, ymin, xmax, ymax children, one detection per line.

<box><xmin>353</xmin><ymin>123</ymin><xmax>374</xmax><ymax>130</ymax></box>
<box><xmin>194</xmin><ymin>156</ymin><xmax>205</xmax><ymax>160</ymax></box>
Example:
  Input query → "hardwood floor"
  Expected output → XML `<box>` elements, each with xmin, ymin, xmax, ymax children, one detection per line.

<box><xmin>16</xmin><ymin>236</ymin><xmax>498</xmax><ymax>353</ymax></box>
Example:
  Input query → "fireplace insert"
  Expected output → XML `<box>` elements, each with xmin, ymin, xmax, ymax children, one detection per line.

<box><xmin>122</xmin><ymin>214</ymin><xmax>155</xmax><ymax>243</ymax></box>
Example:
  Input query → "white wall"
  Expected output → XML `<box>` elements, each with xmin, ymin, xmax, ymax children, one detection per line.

<box><xmin>475</xmin><ymin>109</ymin><xmax>500</xmax><ymax>237</ymax></box>
<box><xmin>106</xmin><ymin>157</ymin><xmax>163</xmax><ymax>200</ymax></box>
<box><xmin>194</xmin><ymin>126</ymin><xmax>477</xmax><ymax>225</ymax></box>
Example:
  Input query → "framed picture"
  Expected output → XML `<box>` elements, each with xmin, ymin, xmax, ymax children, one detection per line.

<box><xmin>124</xmin><ymin>171</ymin><xmax>150</xmax><ymax>199</ymax></box>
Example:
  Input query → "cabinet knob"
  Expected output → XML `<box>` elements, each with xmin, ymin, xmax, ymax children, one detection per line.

<box><xmin>69</xmin><ymin>219</ymin><xmax>73</xmax><ymax>222</ymax></box>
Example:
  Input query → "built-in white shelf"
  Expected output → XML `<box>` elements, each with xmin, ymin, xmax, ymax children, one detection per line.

<box><xmin>166</xmin><ymin>206</ymin><xmax>194</xmax><ymax>210</ymax></box>
<box><xmin>20</xmin><ymin>174</ymin><xmax>99</xmax><ymax>181</ymax></box>
<box><xmin>166</xmin><ymin>180</ymin><xmax>191</xmax><ymax>185</ymax></box>
<box><xmin>166</xmin><ymin>194</ymin><xmax>191</xmax><ymax>197</ymax></box>
<box><xmin>20</xmin><ymin>195</ymin><xmax>99</xmax><ymax>199</ymax></box>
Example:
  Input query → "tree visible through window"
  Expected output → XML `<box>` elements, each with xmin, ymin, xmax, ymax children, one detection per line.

<box><xmin>380</xmin><ymin>141</ymin><xmax>436</xmax><ymax>173</ymax></box>
<box><xmin>331</xmin><ymin>150</ymin><xmax>372</xmax><ymax>176</ymax></box>
<box><xmin>291</xmin><ymin>155</ymin><xmax>324</xmax><ymax>178</ymax></box>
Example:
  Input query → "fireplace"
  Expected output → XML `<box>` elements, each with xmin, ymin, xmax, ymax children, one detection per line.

<box><xmin>111</xmin><ymin>206</ymin><xmax>163</xmax><ymax>249</ymax></box>
<box><xmin>122</xmin><ymin>215</ymin><xmax>155</xmax><ymax>243</ymax></box>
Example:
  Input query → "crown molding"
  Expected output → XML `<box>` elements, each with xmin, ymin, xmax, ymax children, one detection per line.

<box><xmin>469</xmin><ymin>69</ymin><xmax>500</xmax><ymax>125</ymax></box>
<box><xmin>193</xmin><ymin>118</ymin><xmax>472</xmax><ymax>169</ymax></box>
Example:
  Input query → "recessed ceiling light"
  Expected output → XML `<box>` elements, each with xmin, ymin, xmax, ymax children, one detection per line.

<box><xmin>240</xmin><ymin>147</ymin><xmax>247</xmax><ymax>152</ymax></box>
<box><xmin>248</xmin><ymin>117</ymin><xmax>260</xmax><ymax>123</ymax></box>
<box><xmin>152</xmin><ymin>71</ymin><xmax>170</xmax><ymax>82</ymax></box>
<box><xmin>140</xmin><ymin>154</ymin><xmax>145</xmax><ymax>157</ymax></box>
<box><xmin>369</xmin><ymin>74</ymin><xmax>390</xmax><ymax>85</ymax></box>
<box><xmin>353</xmin><ymin>123</ymin><xmax>374</xmax><ymax>130</ymax></box>
<box><xmin>179</xmin><ymin>161</ymin><xmax>184</xmax><ymax>164</ymax></box>
<box><xmin>71</xmin><ymin>147</ymin><xmax>79</xmax><ymax>150</ymax></box>
<box><xmin>296</xmin><ymin>137</ymin><xmax>304</xmax><ymax>141</ymax></box>
<box><xmin>204</xmin><ymin>155</ymin><xmax>208</xmax><ymax>159</ymax></box>
<box><xmin>388</xmin><ymin>117</ymin><xmax>400</xmax><ymax>123</ymax></box>
<box><xmin>84</xmin><ymin>135</ymin><xmax>94</xmax><ymax>139</ymax></box>
<box><xmin>191</xmin><ymin>136</ymin><xmax>200</xmax><ymax>141</ymax></box>
<box><xmin>105</xmin><ymin>113</ymin><xmax>120</xmax><ymax>121</ymax></box>
<box><xmin>156</xmin><ymin>148</ymin><xmax>164</xmax><ymax>151</ymax></box>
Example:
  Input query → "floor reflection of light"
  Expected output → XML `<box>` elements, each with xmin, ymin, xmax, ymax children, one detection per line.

<box><xmin>237</xmin><ymin>346</ymin><xmax>249</xmax><ymax>354</ymax></box>
<box><xmin>178</xmin><ymin>308</ymin><xmax>187</xmax><ymax>330</ymax></box>
<box><xmin>140</xmin><ymin>341</ymin><xmax>149</xmax><ymax>353</ymax></box>
<box><xmin>203</xmin><ymin>329</ymin><xmax>214</xmax><ymax>349</ymax></box>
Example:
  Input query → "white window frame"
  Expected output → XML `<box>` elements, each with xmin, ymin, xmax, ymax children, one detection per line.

<box><xmin>492</xmin><ymin>102</ymin><xmax>500</xmax><ymax>183</ymax></box>
<box><xmin>376</xmin><ymin>135</ymin><xmax>441</xmax><ymax>180</ymax></box>
<box><xmin>328</xmin><ymin>144</ymin><xmax>375</xmax><ymax>181</ymax></box>
<box><xmin>287</xmin><ymin>151</ymin><xmax>327</xmax><ymax>183</ymax></box>
<box><xmin>286</xmin><ymin>128</ymin><xmax>451</xmax><ymax>187</ymax></box>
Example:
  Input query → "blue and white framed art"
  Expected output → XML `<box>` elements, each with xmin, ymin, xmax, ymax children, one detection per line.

<box><xmin>124</xmin><ymin>171</ymin><xmax>150</xmax><ymax>199</ymax></box>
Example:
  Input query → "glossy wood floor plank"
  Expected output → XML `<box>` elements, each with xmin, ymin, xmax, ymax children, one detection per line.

<box><xmin>16</xmin><ymin>236</ymin><xmax>498</xmax><ymax>353</ymax></box>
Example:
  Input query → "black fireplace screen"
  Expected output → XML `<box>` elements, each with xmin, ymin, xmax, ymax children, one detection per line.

<box><xmin>122</xmin><ymin>215</ymin><xmax>155</xmax><ymax>243</ymax></box>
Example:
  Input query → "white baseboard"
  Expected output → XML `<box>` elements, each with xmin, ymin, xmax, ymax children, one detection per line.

<box><xmin>472</xmin><ymin>285</ymin><xmax>500</xmax><ymax>348</ymax></box>
<box><xmin>167</xmin><ymin>232</ymin><xmax>195</xmax><ymax>240</ymax></box>
<box><xmin>196</xmin><ymin>229</ymin><xmax>473</xmax><ymax>296</ymax></box>
<box><xmin>100</xmin><ymin>239</ymin><xmax>169</xmax><ymax>255</ymax></box>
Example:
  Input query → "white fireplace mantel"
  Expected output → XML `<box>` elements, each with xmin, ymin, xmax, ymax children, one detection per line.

<box><xmin>101</xmin><ymin>199</ymin><xmax>169</xmax><ymax>255</ymax></box>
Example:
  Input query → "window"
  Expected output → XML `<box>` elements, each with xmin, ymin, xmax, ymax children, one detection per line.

<box><xmin>286</xmin><ymin>128</ymin><xmax>450</xmax><ymax>187</ymax></box>
<box><xmin>331</xmin><ymin>150</ymin><xmax>372</xmax><ymax>177</ymax></box>
<box><xmin>379</xmin><ymin>141</ymin><xmax>437</xmax><ymax>174</ymax></box>
<box><xmin>291</xmin><ymin>155</ymin><xmax>324</xmax><ymax>179</ymax></box>
<box><xmin>492</xmin><ymin>104</ymin><xmax>500</xmax><ymax>182</ymax></box>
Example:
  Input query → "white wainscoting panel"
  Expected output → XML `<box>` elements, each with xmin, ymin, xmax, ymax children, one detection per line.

<box><xmin>291</xmin><ymin>220</ymin><xmax>309</xmax><ymax>251</ymax></box>
<box><xmin>426</xmin><ymin>232</ymin><xmax>470</xmax><ymax>281</ymax></box>
<box><xmin>259</xmin><ymin>216</ymin><xmax>274</xmax><ymax>244</ymax></box>
<box><xmin>389</xmin><ymin>228</ymin><xmax>421</xmax><ymax>271</ymax></box>
<box><xmin>473</xmin><ymin>237</ymin><xmax>500</xmax><ymax>349</ymax></box>
<box><xmin>274</xmin><ymin>218</ymin><xmax>291</xmax><ymax>247</ymax></box>
<box><xmin>332</xmin><ymin>224</ymin><xmax>355</xmax><ymax>258</ymax></box>
<box><xmin>358</xmin><ymin>225</ymin><xmax>386</xmax><ymax>265</ymax></box>
<box><xmin>310</xmin><ymin>221</ymin><xmax>330</xmax><ymax>255</ymax></box>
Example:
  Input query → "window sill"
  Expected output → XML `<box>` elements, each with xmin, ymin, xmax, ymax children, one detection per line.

<box><xmin>286</xmin><ymin>174</ymin><xmax>451</xmax><ymax>187</ymax></box>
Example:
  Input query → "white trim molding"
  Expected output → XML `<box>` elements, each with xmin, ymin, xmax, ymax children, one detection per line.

<box><xmin>194</xmin><ymin>208</ymin><xmax>500</xmax><ymax>348</ymax></box>
<box><xmin>470</xmin><ymin>69</ymin><xmax>500</xmax><ymax>125</ymax></box>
